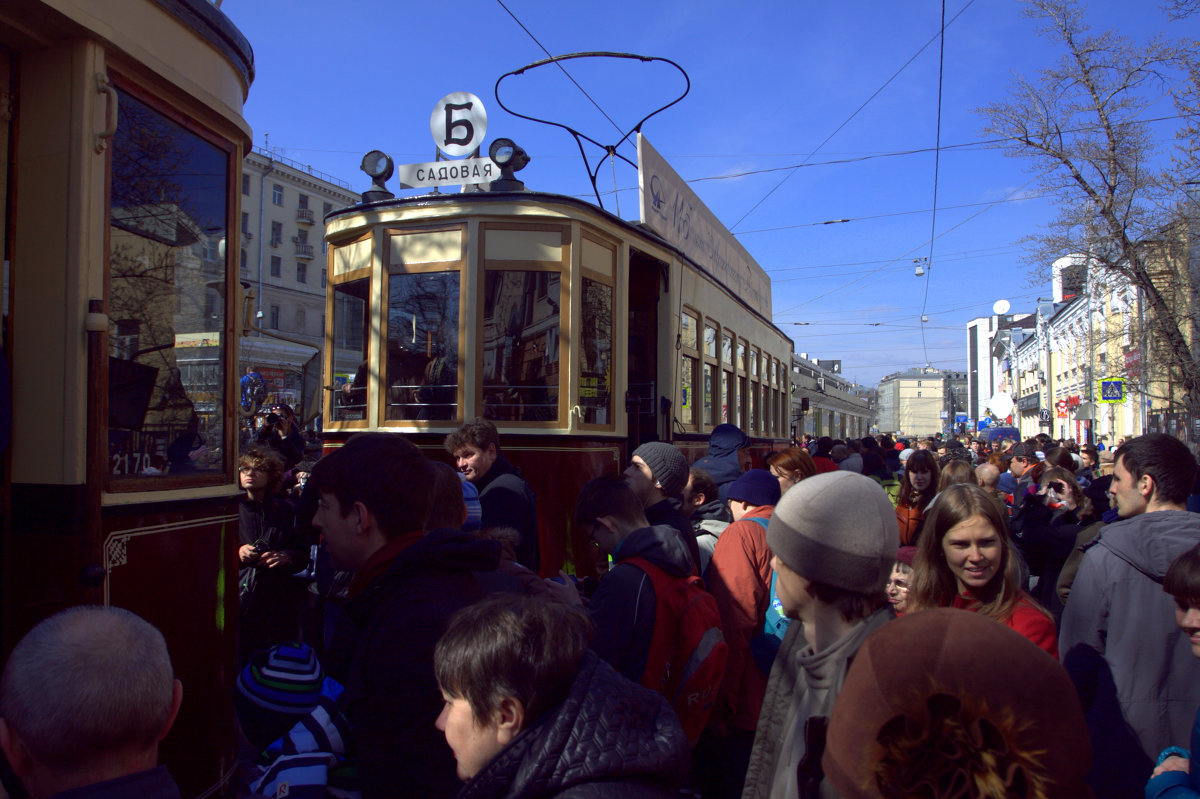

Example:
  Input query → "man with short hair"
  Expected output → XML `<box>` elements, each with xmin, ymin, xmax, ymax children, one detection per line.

<box><xmin>682</xmin><ymin>467</ymin><xmax>732</xmax><ymax>575</ymax></box>
<box><xmin>1060</xmin><ymin>433</ymin><xmax>1200</xmax><ymax>797</ymax></box>
<box><xmin>0</xmin><ymin>606</ymin><xmax>184</xmax><ymax>799</ymax></box>
<box><xmin>445</xmin><ymin>418</ymin><xmax>539</xmax><ymax>571</ymax></box>
<box><xmin>625</xmin><ymin>442</ymin><xmax>700</xmax><ymax>573</ymax></box>
<box><xmin>571</xmin><ymin>477</ymin><xmax>697</xmax><ymax>683</ymax></box>
<box><xmin>314</xmin><ymin>433</ymin><xmax>503</xmax><ymax>799</ymax></box>
<box><xmin>811</xmin><ymin>436</ymin><xmax>840</xmax><ymax>474</ymax></box>
<box><xmin>742</xmin><ymin>472</ymin><xmax>897</xmax><ymax>798</ymax></box>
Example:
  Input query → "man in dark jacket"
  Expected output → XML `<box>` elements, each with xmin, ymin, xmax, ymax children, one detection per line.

<box><xmin>433</xmin><ymin>594</ymin><xmax>689</xmax><ymax>798</ymax></box>
<box><xmin>1060</xmin><ymin>433</ymin><xmax>1200</xmax><ymax>798</ymax></box>
<box><xmin>625</xmin><ymin>441</ymin><xmax>700</xmax><ymax>574</ymax></box>
<box><xmin>446</xmin><ymin>418</ymin><xmax>539</xmax><ymax>572</ymax></box>
<box><xmin>569</xmin><ymin>477</ymin><xmax>697</xmax><ymax>682</ymax></box>
<box><xmin>312</xmin><ymin>433</ymin><xmax>502</xmax><ymax>799</ymax></box>
<box><xmin>692</xmin><ymin>423</ymin><xmax>751</xmax><ymax>502</ymax></box>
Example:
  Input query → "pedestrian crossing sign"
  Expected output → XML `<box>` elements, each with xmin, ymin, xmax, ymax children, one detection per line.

<box><xmin>1098</xmin><ymin>379</ymin><xmax>1125</xmax><ymax>403</ymax></box>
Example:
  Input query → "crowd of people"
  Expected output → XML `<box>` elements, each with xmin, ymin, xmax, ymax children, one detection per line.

<box><xmin>4</xmin><ymin>420</ymin><xmax>1200</xmax><ymax>799</ymax></box>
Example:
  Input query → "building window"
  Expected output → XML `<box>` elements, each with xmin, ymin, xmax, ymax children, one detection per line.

<box><xmin>296</xmin><ymin>229</ymin><xmax>308</xmax><ymax>245</ymax></box>
<box><xmin>269</xmin><ymin>305</ymin><xmax>280</xmax><ymax>329</ymax></box>
<box><xmin>323</xmin><ymin>201</ymin><xmax>332</xmax><ymax>216</ymax></box>
<box><xmin>272</xmin><ymin>183</ymin><xmax>283</xmax><ymax>205</ymax></box>
<box><xmin>294</xmin><ymin>307</ymin><xmax>306</xmax><ymax>333</ymax></box>
<box><xmin>240</xmin><ymin>249</ymin><xmax>247</xmax><ymax>270</ymax></box>
<box><xmin>298</xmin><ymin>193</ymin><xmax>308</xmax><ymax>209</ymax></box>
<box><xmin>241</xmin><ymin>212</ymin><xmax>249</xmax><ymax>234</ymax></box>
<box><xmin>321</xmin><ymin>268</ymin><xmax>327</xmax><ymax>288</ymax></box>
<box><xmin>270</xmin><ymin>221</ymin><xmax>282</xmax><ymax>246</ymax></box>
<box><xmin>242</xmin><ymin>174</ymin><xmax>250</xmax><ymax>195</ymax></box>
<box><xmin>270</xmin><ymin>255</ymin><xmax>281</xmax><ymax>277</ymax></box>
<box><xmin>297</xmin><ymin>263</ymin><xmax>307</xmax><ymax>284</ymax></box>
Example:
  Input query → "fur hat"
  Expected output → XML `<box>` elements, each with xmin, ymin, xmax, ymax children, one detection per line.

<box><xmin>823</xmin><ymin>608</ymin><xmax>1091</xmax><ymax>798</ymax></box>
<box><xmin>632</xmin><ymin>442</ymin><xmax>688</xmax><ymax>497</ymax></box>
<box><xmin>727</xmin><ymin>469</ymin><xmax>781</xmax><ymax>508</ymax></box>
<box><xmin>766</xmin><ymin>471</ymin><xmax>896</xmax><ymax>593</ymax></box>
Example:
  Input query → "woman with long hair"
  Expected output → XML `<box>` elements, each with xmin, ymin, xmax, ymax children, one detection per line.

<box><xmin>908</xmin><ymin>482</ymin><xmax>1057</xmax><ymax>658</ymax></box>
<box><xmin>896</xmin><ymin>449</ymin><xmax>939</xmax><ymax>546</ymax></box>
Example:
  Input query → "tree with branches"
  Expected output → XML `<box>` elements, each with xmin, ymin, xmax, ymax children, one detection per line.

<box><xmin>979</xmin><ymin>0</ymin><xmax>1200</xmax><ymax>432</ymax></box>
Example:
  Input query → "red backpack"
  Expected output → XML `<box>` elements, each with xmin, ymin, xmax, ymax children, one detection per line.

<box><xmin>623</xmin><ymin>556</ymin><xmax>729</xmax><ymax>745</ymax></box>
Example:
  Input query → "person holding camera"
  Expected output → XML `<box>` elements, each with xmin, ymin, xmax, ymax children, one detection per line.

<box><xmin>255</xmin><ymin>403</ymin><xmax>305</xmax><ymax>469</ymax></box>
<box><xmin>1011</xmin><ymin>465</ymin><xmax>1095</xmax><ymax>625</ymax></box>
<box><xmin>238</xmin><ymin>444</ymin><xmax>309</xmax><ymax>664</ymax></box>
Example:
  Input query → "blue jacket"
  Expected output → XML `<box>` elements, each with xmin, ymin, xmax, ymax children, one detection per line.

<box><xmin>691</xmin><ymin>424</ymin><xmax>750</xmax><ymax>503</ymax></box>
<box><xmin>1146</xmin><ymin>705</ymin><xmax>1200</xmax><ymax>798</ymax></box>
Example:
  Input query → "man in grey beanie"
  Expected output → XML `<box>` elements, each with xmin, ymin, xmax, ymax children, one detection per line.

<box><xmin>742</xmin><ymin>471</ymin><xmax>897</xmax><ymax>799</ymax></box>
<box><xmin>625</xmin><ymin>442</ymin><xmax>699</xmax><ymax>573</ymax></box>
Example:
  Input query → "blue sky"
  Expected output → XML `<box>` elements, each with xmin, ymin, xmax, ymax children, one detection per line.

<box><xmin>223</xmin><ymin>0</ymin><xmax>1196</xmax><ymax>386</ymax></box>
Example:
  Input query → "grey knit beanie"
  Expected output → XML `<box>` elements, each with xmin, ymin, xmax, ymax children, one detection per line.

<box><xmin>632</xmin><ymin>442</ymin><xmax>688</xmax><ymax>498</ymax></box>
<box><xmin>767</xmin><ymin>471</ymin><xmax>897</xmax><ymax>593</ymax></box>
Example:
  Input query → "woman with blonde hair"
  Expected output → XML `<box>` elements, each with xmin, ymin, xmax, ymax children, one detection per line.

<box><xmin>908</xmin><ymin>482</ymin><xmax>1057</xmax><ymax>658</ymax></box>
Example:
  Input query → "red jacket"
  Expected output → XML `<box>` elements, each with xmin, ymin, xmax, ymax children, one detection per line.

<box><xmin>952</xmin><ymin>591</ymin><xmax>1058</xmax><ymax>659</ymax></box>
<box><xmin>705</xmin><ymin>504</ymin><xmax>774</xmax><ymax>732</ymax></box>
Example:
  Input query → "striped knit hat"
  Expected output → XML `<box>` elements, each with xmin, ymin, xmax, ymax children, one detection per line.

<box><xmin>234</xmin><ymin>642</ymin><xmax>325</xmax><ymax>749</ymax></box>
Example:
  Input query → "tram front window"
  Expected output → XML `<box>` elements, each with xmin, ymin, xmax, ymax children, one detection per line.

<box><xmin>482</xmin><ymin>270</ymin><xmax>560</xmax><ymax>422</ymax></box>
<box><xmin>580</xmin><ymin>277</ymin><xmax>612</xmax><ymax>425</ymax></box>
<box><xmin>331</xmin><ymin>278</ymin><xmax>369</xmax><ymax>422</ymax></box>
<box><xmin>107</xmin><ymin>87</ymin><xmax>229</xmax><ymax>481</ymax></box>
<box><xmin>385</xmin><ymin>272</ymin><xmax>459</xmax><ymax>421</ymax></box>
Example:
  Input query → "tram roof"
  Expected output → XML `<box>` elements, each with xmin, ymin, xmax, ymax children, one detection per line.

<box><xmin>327</xmin><ymin>188</ymin><xmax>794</xmax><ymax>350</ymax></box>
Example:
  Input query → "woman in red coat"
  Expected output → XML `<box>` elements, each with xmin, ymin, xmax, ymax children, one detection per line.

<box><xmin>908</xmin><ymin>482</ymin><xmax>1057</xmax><ymax>658</ymax></box>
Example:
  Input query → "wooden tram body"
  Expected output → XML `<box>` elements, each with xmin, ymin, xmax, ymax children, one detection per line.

<box><xmin>1</xmin><ymin>1</ymin><xmax>254</xmax><ymax>795</ymax></box>
<box><xmin>321</xmin><ymin>187</ymin><xmax>793</xmax><ymax>577</ymax></box>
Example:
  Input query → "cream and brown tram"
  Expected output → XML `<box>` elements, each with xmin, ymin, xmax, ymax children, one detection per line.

<box><xmin>322</xmin><ymin>184</ymin><xmax>794</xmax><ymax>578</ymax></box>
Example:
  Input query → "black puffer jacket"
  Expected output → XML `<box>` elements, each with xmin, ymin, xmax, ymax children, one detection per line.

<box><xmin>457</xmin><ymin>651</ymin><xmax>690</xmax><ymax>799</ymax></box>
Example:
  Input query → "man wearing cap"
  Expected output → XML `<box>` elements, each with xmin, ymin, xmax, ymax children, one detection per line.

<box><xmin>1007</xmin><ymin>440</ymin><xmax>1037</xmax><ymax>498</ymax></box>
<box><xmin>742</xmin><ymin>471</ymin><xmax>897</xmax><ymax>799</ymax></box>
<box><xmin>698</xmin><ymin>469</ymin><xmax>781</xmax><ymax>799</ymax></box>
<box><xmin>625</xmin><ymin>441</ymin><xmax>701</xmax><ymax>574</ymax></box>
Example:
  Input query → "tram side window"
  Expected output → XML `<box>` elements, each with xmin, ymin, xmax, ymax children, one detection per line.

<box><xmin>107</xmin><ymin>88</ymin><xmax>229</xmax><ymax>481</ymax></box>
<box><xmin>385</xmin><ymin>272</ymin><xmax>459</xmax><ymax>421</ymax></box>
<box><xmin>580</xmin><ymin>278</ymin><xmax>613</xmax><ymax>425</ymax></box>
<box><xmin>703</xmin><ymin>322</ymin><xmax>717</xmax><ymax>427</ymax></box>
<box><xmin>331</xmin><ymin>278</ymin><xmax>369</xmax><ymax>422</ymax></box>
<box><xmin>680</xmin><ymin>311</ymin><xmax>699</xmax><ymax>429</ymax></box>
<box><xmin>482</xmin><ymin>270</ymin><xmax>560</xmax><ymax>422</ymax></box>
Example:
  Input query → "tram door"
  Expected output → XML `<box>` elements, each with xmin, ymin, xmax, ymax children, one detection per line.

<box><xmin>627</xmin><ymin>249</ymin><xmax>662</xmax><ymax>449</ymax></box>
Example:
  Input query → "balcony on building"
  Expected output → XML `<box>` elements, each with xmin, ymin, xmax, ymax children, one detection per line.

<box><xmin>294</xmin><ymin>242</ymin><xmax>314</xmax><ymax>259</ymax></box>
<box><xmin>296</xmin><ymin>208</ymin><xmax>314</xmax><ymax>225</ymax></box>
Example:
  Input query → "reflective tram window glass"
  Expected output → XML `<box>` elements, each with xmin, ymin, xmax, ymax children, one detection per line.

<box><xmin>721</xmin><ymin>370</ymin><xmax>731</xmax><ymax>423</ymax></box>
<box><xmin>704</xmin><ymin>364</ymin><xmax>716</xmax><ymax>426</ymax></box>
<box><xmin>482</xmin><ymin>270</ymin><xmax>560</xmax><ymax>422</ymax></box>
<box><xmin>107</xmin><ymin>88</ymin><xmax>228</xmax><ymax>480</ymax></box>
<box><xmin>751</xmin><ymin>348</ymin><xmax>759</xmax><ymax>378</ymax></box>
<box><xmin>737</xmin><ymin>341</ymin><xmax>746</xmax><ymax>373</ymax></box>
<box><xmin>722</xmin><ymin>333</ymin><xmax>733</xmax><ymax>365</ymax></box>
<box><xmin>704</xmin><ymin>324</ymin><xmax>717</xmax><ymax>358</ymax></box>
<box><xmin>748</xmin><ymin>380</ymin><xmax>757</xmax><ymax>433</ymax></box>
<box><xmin>385</xmin><ymin>272</ymin><xmax>459</xmax><ymax>421</ymax></box>
<box><xmin>681</xmin><ymin>312</ymin><xmax>698</xmax><ymax>351</ymax></box>
<box><xmin>330</xmin><ymin>278</ymin><xmax>369</xmax><ymax>422</ymax></box>
<box><xmin>580</xmin><ymin>277</ymin><xmax>613</xmax><ymax>425</ymax></box>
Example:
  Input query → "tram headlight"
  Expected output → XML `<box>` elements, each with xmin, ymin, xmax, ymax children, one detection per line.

<box><xmin>488</xmin><ymin>138</ymin><xmax>530</xmax><ymax>191</ymax></box>
<box><xmin>360</xmin><ymin>150</ymin><xmax>395</xmax><ymax>203</ymax></box>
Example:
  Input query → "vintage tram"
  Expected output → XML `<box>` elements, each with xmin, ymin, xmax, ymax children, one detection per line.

<box><xmin>321</xmin><ymin>143</ymin><xmax>794</xmax><ymax>577</ymax></box>
<box><xmin>1</xmin><ymin>0</ymin><xmax>254</xmax><ymax>794</ymax></box>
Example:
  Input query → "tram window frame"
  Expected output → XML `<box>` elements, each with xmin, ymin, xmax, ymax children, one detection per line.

<box><xmin>679</xmin><ymin>308</ymin><xmax>700</xmax><ymax>431</ymax></box>
<box><xmin>380</xmin><ymin>224</ymin><xmax>467</xmax><ymax>428</ymax></box>
<box><xmin>477</xmin><ymin>222</ymin><xmax>570</xmax><ymax>428</ymax></box>
<box><xmin>102</xmin><ymin>75</ymin><xmax>239</xmax><ymax>492</ymax></box>
<box><xmin>325</xmin><ymin>230</ymin><xmax>374</xmax><ymax>431</ymax></box>
<box><xmin>702</xmin><ymin>322</ymin><xmax>718</xmax><ymax>428</ymax></box>
<box><xmin>577</xmin><ymin>230</ymin><xmax>617</xmax><ymax>432</ymax></box>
